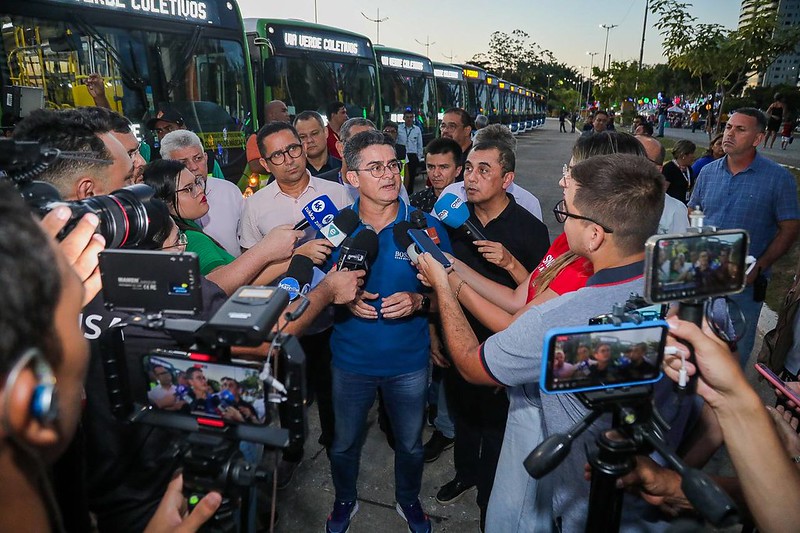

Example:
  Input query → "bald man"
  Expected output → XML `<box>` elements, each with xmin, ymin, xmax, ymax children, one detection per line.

<box><xmin>265</xmin><ymin>100</ymin><xmax>290</xmax><ymax>123</ymax></box>
<box><xmin>636</xmin><ymin>134</ymin><xmax>689</xmax><ymax>235</ymax></box>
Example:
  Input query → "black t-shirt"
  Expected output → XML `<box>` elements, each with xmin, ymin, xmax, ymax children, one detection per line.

<box><xmin>448</xmin><ymin>194</ymin><xmax>550</xmax><ymax>342</ymax></box>
<box><xmin>55</xmin><ymin>277</ymin><xmax>227</xmax><ymax>532</ymax></box>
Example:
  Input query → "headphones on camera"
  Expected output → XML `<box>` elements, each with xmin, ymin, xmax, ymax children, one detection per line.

<box><xmin>2</xmin><ymin>348</ymin><xmax>59</xmax><ymax>431</ymax></box>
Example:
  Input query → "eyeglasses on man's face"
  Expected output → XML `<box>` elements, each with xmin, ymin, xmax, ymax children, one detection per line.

<box><xmin>552</xmin><ymin>199</ymin><xmax>614</xmax><ymax>233</ymax></box>
<box><xmin>176</xmin><ymin>176</ymin><xmax>206</xmax><ymax>198</ymax></box>
<box><xmin>352</xmin><ymin>160</ymin><xmax>402</xmax><ymax>178</ymax></box>
<box><xmin>265</xmin><ymin>143</ymin><xmax>303</xmax><ymax>166</ymax></box>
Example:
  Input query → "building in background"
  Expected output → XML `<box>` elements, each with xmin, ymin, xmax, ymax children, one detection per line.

<box><xmin>741</xmin><ymin>0</ymin><xmax>800</xmax><ymax>87</ymax></box>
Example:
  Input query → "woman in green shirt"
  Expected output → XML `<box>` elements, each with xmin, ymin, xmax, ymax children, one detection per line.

<box><xmin>142</xmin><ymin>160</ymin><xmax>302</xmax><ymax>295</ymax></box>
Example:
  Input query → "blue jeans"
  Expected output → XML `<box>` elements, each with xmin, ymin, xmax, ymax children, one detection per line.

<box><xmin>330</xmin><ymin>366</ymin><xmax>427</xmax><ymax>505</ymax></box>
<box><xmin>730</xmin><ymin>285</ymin><xmax>764</xmax><ymax>368</ymax></box>
<box><xmin>434</xmin><ymin>375</ymin><xmax>455</xmax><ymax>439</ymax></box>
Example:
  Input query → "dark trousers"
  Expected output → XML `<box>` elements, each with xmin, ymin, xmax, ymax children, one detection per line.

<box><xmin>280</xmin><ymin>329</ymin><xmax>335</xmax><ymax>461</ymax></box>
<box><xmin>445</xmin><ymin>369</ymin><xmax>509</xmax><ymax>512</ymax></box>
<box><xmin>406</xmin><ymin>153</ymin><xmax>420</xmax><ymax>194</ymax></box>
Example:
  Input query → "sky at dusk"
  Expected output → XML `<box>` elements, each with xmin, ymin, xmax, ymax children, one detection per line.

<box><xmin>238</xmin><ymin>0</ymin><xmax>741</xmax><ymax>71</ymax></box>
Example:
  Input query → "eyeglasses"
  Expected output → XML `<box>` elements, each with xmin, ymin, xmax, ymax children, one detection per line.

<box><xmin>553</xmin><ymin>199</ymin><xmax>614</xmax><ymax>233</ymax></box>
<box><xmin>164</xmin><ymin>230</ymin><xmax>188</xmax><ymax>249</ymax></box>
<box><xmin>176</xmin><ymin>176</ymin><xmax>206</xmax><ymax>198</ymax></box>
<box><xmin>562</xmin><ymin>163</ymin><xmax>574</xmax><ymax>177</ymax></box>
<box><xmin>127</xmin><ymin>140</ymin><xmax>143</xmax><ymax>161</ymax></box>
<box><xmin>352</xmin><ymin>160</ymin><xmax>403</xmax><ymax>178</ymax></box>
<box><xmin>265</xmin><ymin>143</ymin><xmax>303</xmax><ymax>165</ymax></box>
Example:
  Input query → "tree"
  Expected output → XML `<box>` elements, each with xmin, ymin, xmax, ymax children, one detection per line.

<box><xmin>652</xmin><ymin>0</ymin><xmax>800</xmax><ymax>131</ymax></box>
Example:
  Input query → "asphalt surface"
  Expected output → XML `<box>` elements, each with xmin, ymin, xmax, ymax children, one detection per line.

<box><xmin>267</xmin><ymin>120</ymin><xmax>574</xmax><ymax>533</ymax></box>
<box><xmin>264</xmin><ymin>119</ymin><xmax>778</xmax><ymax>532</ymax></box>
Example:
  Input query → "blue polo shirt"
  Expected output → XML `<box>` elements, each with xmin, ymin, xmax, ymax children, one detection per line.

<box><xmin>688</xmin><ymin>153</ymin><xmax>799</xmax><ymax>260</ymax></box>
<box><xmin>325</xmin><ymin>199</ymin><xmax>451</xmax><ymax>376</ymax></box>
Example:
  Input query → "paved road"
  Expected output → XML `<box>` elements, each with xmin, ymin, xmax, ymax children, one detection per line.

<box><xmin>271</xmin><ymin>121</ymin><xmax>573</xmax><ymax>533</ymax></box>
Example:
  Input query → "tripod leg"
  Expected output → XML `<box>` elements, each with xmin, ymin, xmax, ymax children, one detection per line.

<box><xmin>585</xmin><ymin>432</ymin><xmax>636</xmax><ymax>533</ymax></box>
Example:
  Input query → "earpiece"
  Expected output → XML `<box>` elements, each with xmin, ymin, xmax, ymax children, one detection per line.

<box><xmin>2</xmin><ymin>348</ymin><xmax>59</xmax><ymax>428</ymax></box>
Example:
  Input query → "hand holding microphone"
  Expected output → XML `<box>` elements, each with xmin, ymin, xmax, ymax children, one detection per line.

<box><xmin>434</xmin><ymin>192</ymin><xmax>487</xmax><ymax>241</ymax></box>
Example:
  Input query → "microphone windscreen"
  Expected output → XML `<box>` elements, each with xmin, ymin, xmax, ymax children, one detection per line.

<box><xmin>352</xmin><ymin>229</ymin><xmax>379</xmax><ymax>264</ymax></box>
<box><xmin>410</xmin><ymin>209</ymin><xmax>427</xmax><ymax>229</ymax></box>
<box><xmin>285</xmin><ymin>254</ymin><xmax>314</xmax><ymax>286</ymax></box>
<box><xmin>434</xmin><ymin>193</ymin><xmax>470</xmax><ymax>229</ymax></box>
<box><xmin>332</xmin><ymin>208</ymin><xmax>360</xmax><ymax>236</ymax></box>
<box><xmin>393</xmin><ymin>221</ymin><xmax>414</xmax><ymax>249</ymax></box>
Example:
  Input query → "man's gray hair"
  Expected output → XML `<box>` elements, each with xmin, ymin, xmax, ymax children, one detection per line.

<box><xmin>474</xmin><ymin>123</ymin><xmax>516</xmax><ymax>151</ymax></box>
<box><xmin>475</xmin><ymin>114</ymin><xmax>489</xmax><ymax>129</ymax></box>
<box><xmin>160</xmin><ymin>129</ymin><xmax>203</xmax><ymax>159</ymax></box>
<box><xmin>340</xmin><ymin>118</ymin><xmax>376</xmax><ymax>143</ymax></box>
<box><xmin>343</xmin><ymin>130</ymin><xmax>392</xmax><ymax>172</ymax></box>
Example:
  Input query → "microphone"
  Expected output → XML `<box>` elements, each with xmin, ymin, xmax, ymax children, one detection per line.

<box><xmin>293</xmin><ymin>194</ymin><xmax>339</xmax><ymax>231</ymax></box>
<box><xmin>434</xmin><ymin>192</ymin><xmax>487</xmax><ymax>241</ymax></box>
<box><xmin>337</xmin><ymin>229</ymin><xmax>379</xmax><ymax>272</ymax></box>
<box><xmin>278</xmin><ymin>255</ymin><xmax>314</xmax><ymax>300</ymax></box>
<box><xmin>410</xmin><ymin>209</ymin><xmax>440</xmax><ymax>244</ymax></box>
<box><xmin>393</xmin><ymin>221</ymin><xmax>420</xmax><ymax>263</ymax></box>
<box><xmin>319</xmin><ymin>207</ymin><xmax>360</xmax><ymax>247</ymax></box>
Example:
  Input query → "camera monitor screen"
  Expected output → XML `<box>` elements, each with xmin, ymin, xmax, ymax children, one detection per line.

<box><xmin>540</xmin><ymin>322</ymin><xmax>667</xmax><ymax>394</ymax></box>
<box><xmin>644</xmin><ymin>230</ymin><xmax>748</xmax><ymax>303</ymax></box>
<box><xmin>142</xmin><ymin>354</ymin><xmax>267</xmax><ymax>426</ymax></box>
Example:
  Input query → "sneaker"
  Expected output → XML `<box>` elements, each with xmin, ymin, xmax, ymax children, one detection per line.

<box><xmin>325</xmin><ymin>500</ymin><xmax>359</xmax><ymax>533</ymax></box>
<box><xmin>276</xmin><ymin>459</ymin><xmax>299</xmax><ymax>490</ymax></box>
<box><xmin>396</xmin><ymin>500</ymin><xmax>432</xmax><ymax>533</ymax></box>
<box><xmin>426</xmin><ymin>405</ymin><xmax>437</xmax><ymax>427</ymax></box>
<box><xmin>423</xmin><ymin>430</ymin><xmax>454</xmax><ymax>463</ymax></box>
<box><xmin>435</xmin><ymin>477</ymin><xmax>475</xmax><ymax>505</ymax></box>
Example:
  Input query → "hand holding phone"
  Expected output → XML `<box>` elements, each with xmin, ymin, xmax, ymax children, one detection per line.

<box><xmin>755</xmin><ymin>363</ymin><xmax>800</xmax><ymax>408</ymax></box>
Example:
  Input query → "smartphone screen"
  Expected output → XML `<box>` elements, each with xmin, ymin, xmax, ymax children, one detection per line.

<box><xmin>408</xmin><ymin>228</ymin><xmax>451</xmax><ymax>268</ymax></box>
<box><xmin>540</xmin><ymin>322</ymin><xmax>667</xmax><ymax>394</ymax></box>
<box><xmin>142</xmin><ymin>353</ymin><xmax>267</xmax><ymax>426</ymax></box>
<box><xmin>644</xmin><ymin>230</ymin><xmax>748</xmax><ymax>303</ymax></box>
<box><xmin>755</xmin><ymin>363</ymin><xmax>800</xmax><ymax>405</ymax></box>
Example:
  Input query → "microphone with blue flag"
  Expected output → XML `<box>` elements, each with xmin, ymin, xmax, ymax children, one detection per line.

<box><xmin>293</xmin><ymin>194</ymin><xmax>339</xmax><ymax>231</ymax></box>
<box><xmin>278</xmin><ymin>255</ymin><xmax>315</xmax><ymax>301</ymax></box>
<box><xmin>434</xmin><ymin>192</ymin><xmax>487</xmax><ymax>241</ymax></box>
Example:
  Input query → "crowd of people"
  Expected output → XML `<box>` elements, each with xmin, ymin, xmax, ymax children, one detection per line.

<box><xmin>3</xmin><ymin>83</ymin><xmax>800</xmax><ymax>533</ymax></box>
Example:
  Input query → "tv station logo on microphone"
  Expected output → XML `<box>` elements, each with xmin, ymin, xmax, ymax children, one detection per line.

<box><xmin>303</xmin><ymin>195</ymin><xmax>337</xmax><ymax>229</ymax></box>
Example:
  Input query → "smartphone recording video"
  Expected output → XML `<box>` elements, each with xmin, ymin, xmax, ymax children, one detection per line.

<box><xmin>644</xmin><ymin>230</ymin><xmax>749</xmax><ymax>303</ymax></box>
<box><xmin>142</xmin><ymin>353</ymin><xmax>267</xmax><ymax>426</ymax></box>
<box><xmin>540</xmin><ymin>322</ymin><xmax>667</xmax><ymax>394</ymax></box>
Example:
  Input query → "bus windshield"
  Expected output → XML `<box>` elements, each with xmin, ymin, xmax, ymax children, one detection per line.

<box><xmin>2</xmin><ymin>15</ymin><xmax>251</xmax><ymax>135</ymax></box>
<box><xmin>267</xmin><ymin>56</ymin><xmax>378</xmax><ymax>122</ymax></box>
<box><xmin>381</xmin><ymin>72</ymin><xmax>437</xmax><ymax>135</ymax></box>
<box><xmin>436</xmin><ymin>80</ymin><xmax>464</xmax><ymax>116</ymax></box>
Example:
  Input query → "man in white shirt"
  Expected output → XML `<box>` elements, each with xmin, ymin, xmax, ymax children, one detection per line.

<box><xmin>636</xmin><ymin>135</ymin><xmax>689</xmax><ymax>234</ymax></box>
<box><xmin>160</xmin><ymin>130</ymin><xmax>245</xmax><ymax>257</ymax></box>
<box><xmin>396</xmin><ymin>107</ymin><xmax>424</xmax><ymax>194</ymax></box>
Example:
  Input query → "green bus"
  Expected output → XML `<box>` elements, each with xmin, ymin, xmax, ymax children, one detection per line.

<box><xmin>432</xmin><ymin>62</ymin><xmax>467</xmax><ymax>121</ymax></box>
<box><xmin>1</xmin><ymin>0</ymin><xmax>256</xmax><ymax>180</ymax></box>
<box><xmin>245</xmin><ymin>18</ymin><xmax>380</xmax><ymax>126</ymax></box>
<box><xmin>374</xmin><ymin>45</ymin><xmax>437</xmax><ymax>142</ymax></box>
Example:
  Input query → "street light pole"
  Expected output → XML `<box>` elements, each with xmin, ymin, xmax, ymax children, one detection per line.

<box><xmin>415</xmin><ymin>36</ymin><xmax>436</xmax><ymax>58</ymax></box>
<box><xmin>546</xmin><ymin>73</ymin><xmax>553</xmax><ymax>111</ymax></box>
<box><xmin>577</xmin><ymin>66</ymin><xmax>587</xmax><ymax>110</ymax></box>
<box><xmin>586</xmin><ymin>52</ymin><xmax>599</xmax><ymax>108</ymax></box>
<box><xmin>600</xmin><ymin>23</ymin><xmax>618</xmax><ymax>71</ymax></box>
<box><xmin>361</xmin><ymin>9</ymin><xmax>389</xmax><ymax>44</ymax></box>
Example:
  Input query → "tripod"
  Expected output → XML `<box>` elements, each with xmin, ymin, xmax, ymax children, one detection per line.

<box><xmin>524</xmin><ymin>386</ymin><xmax>739</xmax><ymax>532</ymax></box>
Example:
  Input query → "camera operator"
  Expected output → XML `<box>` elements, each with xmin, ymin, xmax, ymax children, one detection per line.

<box><xmin>0</xmin><ymin>182</ymin><xmax>219</xmax><ymax>532</ymax></box>
<box><xmin>13</xmin><ymin>108</ymin><xmax>135</xmax><ymax>198</ymax></box>
<box><xmin>417</xmin><ymin>153</ymin><xmax>666</xmax><ymax>531</ymax></box>
<box><xmin>618</xmin><ymin>317</ymin><xmax>800</xmax><ymax>533</ymax></box>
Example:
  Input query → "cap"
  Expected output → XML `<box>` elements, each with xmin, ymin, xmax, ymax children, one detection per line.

<box><xmin>404</xmin><ymin>106</ymin><xmax>414</xmax><ymax>113</ymax></box>
<box><xmin>146</xmin><ymin>109</ymin><xmax>185</xmax><ymax>130</ymax></box>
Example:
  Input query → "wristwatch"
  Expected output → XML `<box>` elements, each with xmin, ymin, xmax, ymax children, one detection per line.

<box><xmin>419</xmin><ymin>295</ymin><xmax>431</xmax><ymax>313</ymax></box>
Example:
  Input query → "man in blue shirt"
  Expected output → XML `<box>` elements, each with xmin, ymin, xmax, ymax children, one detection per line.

<box><xmin>689</xmin><ymin>107</ymin><xmax>800</xmax><ymax>367</ymax></box>
<box><xmin>324</xmin><ymin>130</ymin><xmax>450</xmax><ymax>533</ymax></box>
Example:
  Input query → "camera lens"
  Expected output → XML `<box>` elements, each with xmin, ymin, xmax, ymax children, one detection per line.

<box><xmin>79</xmin><ymin>184</ymin><xmax>160</xmax><ymax>248</ymax></box>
